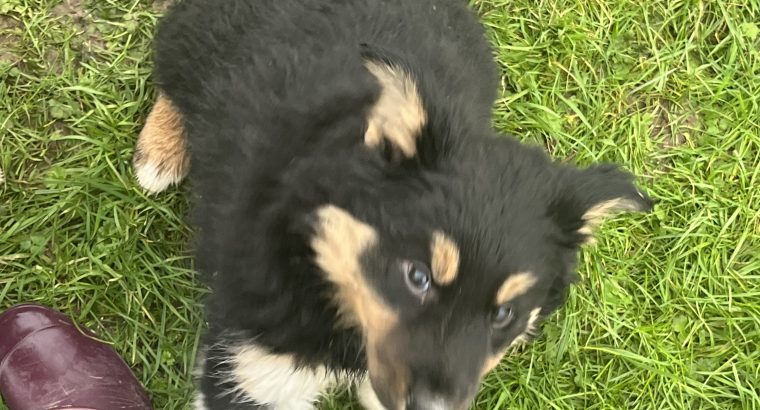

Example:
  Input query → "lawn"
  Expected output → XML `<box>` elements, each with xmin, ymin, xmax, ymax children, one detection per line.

<box><xmin>1</xmin><ymin>0</ymin><xmax>758</xmax><ymax>409</ymax></box>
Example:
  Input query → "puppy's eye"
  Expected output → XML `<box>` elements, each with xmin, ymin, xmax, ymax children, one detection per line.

<box><xmin>492</xmin><ymin>304</ymin><xmax>515</xmax><ymax>329</ymax></box>
<box><xmin>404</xmin><ymin>261</ymin><xmax>431</xmax><ymax>295</ymax></box>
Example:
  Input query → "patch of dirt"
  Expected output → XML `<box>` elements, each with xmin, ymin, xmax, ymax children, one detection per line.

<box><xmin>43</xmin><ymin>48</ymin><xmax>64</xmax><ymax>75</ymax></box>
<box><xmin>51</xmin><ymin>0</ymin><xmax>87</xmax><ymax>22</ymax></box>
<box><xmin>51</xmin><ymin>0</ymin><xmax>105</xmax><ymax>54</ymax></box>
<box><xmin>650</xmin><ymin>100</ymin><xmax>699</xmax><ymax>149</ymax></box>
<box><xmin>0</xmin><ymin>15</ymin><xmax>22</xmax><ymax>67</ymax></box>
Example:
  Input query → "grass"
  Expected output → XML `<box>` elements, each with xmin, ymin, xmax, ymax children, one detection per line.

<box><xmin>0</xmin><ymin>0</ymin><xmax>758</xmax><ymax>409</ymax></box>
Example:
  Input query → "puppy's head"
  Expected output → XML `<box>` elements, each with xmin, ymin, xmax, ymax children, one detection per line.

<box><xmin>306</xmin><ymin>60</ymin><xmax>653</xmax><ymax>410</ymax></box>
<box><xmin>309</xmin><ymin>163</ymin><xmax>651</xmax><ymax>408</ymax></box>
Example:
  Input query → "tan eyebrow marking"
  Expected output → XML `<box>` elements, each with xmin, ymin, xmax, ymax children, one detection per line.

<box><xmin>310</xmin><ymin>205</ymin><xmax>399</xmax><ymax>333</ymax></box>
<box><xmin>430</xmin><ymin>231</ymin><xmax>460</xmax><ymax>285</ymax></box>
<box><xmin>496</xmin><ymin>272</ymin><xmax>538</xmax><ymax>305</ymax></box>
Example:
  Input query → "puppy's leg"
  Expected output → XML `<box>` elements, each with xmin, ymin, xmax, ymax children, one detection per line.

<box><xmin>133</xmin><ymin>92</ymin><xmax>190</xmax><ymax>193</ymax></box>
<box><xmin>196</xmin><ymin>341</ymin><xmax>335</xmax><ymax>410</ymax></box>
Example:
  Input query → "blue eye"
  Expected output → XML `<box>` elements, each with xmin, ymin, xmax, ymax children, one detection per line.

<box><xmin>404</xmin><ymin>261</ymin><xmax>431</xmax><ymax>294</ymax></box>
<box><xmin>492</xmin><ymin>304</ymin><xmax>515</xmax><ymax>328</ymax></box>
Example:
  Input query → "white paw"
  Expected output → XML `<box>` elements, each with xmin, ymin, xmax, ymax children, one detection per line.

<box><xmin>357</xmin><ymin>376</ymin><xmax>387</xmax><ymax>410</ymax></box>
<box><xmin>133</xmin><ymin>157</ymin><xmax>185</xmax><ymax>194</ymax></box>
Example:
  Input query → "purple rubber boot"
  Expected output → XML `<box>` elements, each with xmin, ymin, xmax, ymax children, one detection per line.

<box><xmin>0</xmin><ymin>303</ymin><xmax>153</xmax><ymax>410</ymax></box>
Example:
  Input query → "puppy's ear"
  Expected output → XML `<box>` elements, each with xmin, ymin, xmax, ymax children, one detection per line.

<box><xmin>551</xmin><ymin>164</ymin><xmax>653</xmax><ymax>244</ymax></box>
<box><xmin>362</xmin><ymin>59</ymin><xmax>427</xmax><ymax>163</ymax></box>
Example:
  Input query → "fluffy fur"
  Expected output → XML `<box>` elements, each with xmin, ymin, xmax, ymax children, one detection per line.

<box><xmin>135</xmin><ymin>1</ymin><xmax>653</xmax><ymax>409</ymax></box>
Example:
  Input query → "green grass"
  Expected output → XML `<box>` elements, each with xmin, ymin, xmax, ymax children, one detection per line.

<box><xmin>1</xmin><ymin>0</ymin><xmax>758</xmax><ymax>409</ymax></box>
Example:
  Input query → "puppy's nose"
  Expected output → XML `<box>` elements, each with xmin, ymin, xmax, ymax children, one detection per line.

<box><xmin>406</xmin><ymin>388</ymin><xmax>454</xmax><ymax>410</ymax></box>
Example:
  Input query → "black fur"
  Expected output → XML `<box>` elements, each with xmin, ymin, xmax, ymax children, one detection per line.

<box><xmin>150</xmin><ymin>0</ymin><xmax>652</xmax><ymax>408</ymax></box>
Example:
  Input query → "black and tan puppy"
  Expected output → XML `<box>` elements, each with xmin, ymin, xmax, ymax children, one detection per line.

<box><xmin>133</xmin><ymin>0</ymin><xmax>652</xmax><ymax>409</ymax></box>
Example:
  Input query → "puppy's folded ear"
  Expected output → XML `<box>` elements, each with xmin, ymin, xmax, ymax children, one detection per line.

<box><xmin>551</xmin><ymin>164</ymin><xmax>653</xmax><ymax>244</ymax></box>
<box><xmin>362</xmin><ymin>58</ymin><xmax>427</xmax><ymax>163</ymax></box>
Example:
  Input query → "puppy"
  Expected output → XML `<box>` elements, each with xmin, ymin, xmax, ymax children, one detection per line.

<box><xmin>134</xmin><ymin>0</ymin><xmax>652</xmax><ymax>409</ymax></box>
